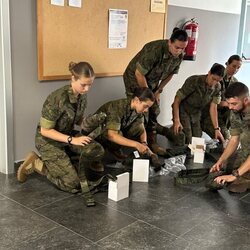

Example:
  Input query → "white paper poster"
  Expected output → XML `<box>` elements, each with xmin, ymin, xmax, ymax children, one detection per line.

<box><xmin>68</xmin><ymin>0</ymin><xmax>82</xmax><ymax>8</ymax></box>
<box><xmin>150</xmin><ymin>0</ymin><xmax>166</xmax><ymax>13</ymax></box>
<box><xmin>108</xmin><ymin>9</ymin><xmax>128</xmax><ymax>49</ymax></box>
<box><xmin>51</xmin><ymin>0</ymin><xmax>64</xmax><ymax>7</ymax></box>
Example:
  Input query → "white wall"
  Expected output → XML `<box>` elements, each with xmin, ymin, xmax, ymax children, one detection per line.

<box><xmin>0</xmin><ymin>0</ymin><xmax>14</xmax><ymax>174</ymax></box>
<box><xmin>168</xmin><ymin>0</ymin><xmax>242</xmax><ymax>14</ymax></box>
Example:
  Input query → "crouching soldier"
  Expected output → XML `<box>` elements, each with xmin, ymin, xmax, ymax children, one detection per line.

<box><xmin>206</xmin><ymin>82</ymin><xmax>250</xmax><ymax>193</ymax></box>
<box><xmin>17</xmin><ymin>62</ymin><xmax>108</xmax><ymax>207</ymax></box>
<box><xmin>92</xmin><ymin>87</ymin><xmax>162</xmax><ymax>170</ymax></box>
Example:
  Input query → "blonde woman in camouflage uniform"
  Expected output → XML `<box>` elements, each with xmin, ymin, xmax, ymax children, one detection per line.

<box><xmin>201</xmin><ymin>55</ymin><xmax>242</xmax><ymax>140</ymax></box>
<box><xmin>17</xmin><ymin>62</ymin><xmax>105</xmax><ymax>206</ymax></box>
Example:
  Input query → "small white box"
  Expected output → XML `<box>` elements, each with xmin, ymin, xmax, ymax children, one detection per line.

<box><xmin>193</xmin><ymin>149</ymin><xmax>205</xmax><ymax>163</ymax></box>
<box><xmin>108</xmin><ymin>172</ymin><xmax>129</xmax><ymax>202</ymax></box>
<box><xmin>189</xmin><ymin>137</ymin><xmax>205</xmax><ymax>164</ymax></box>
<box><xmin>132</xmin><ymin>159</ymin><xmax>149</xmax><ymax>182</ymax></box>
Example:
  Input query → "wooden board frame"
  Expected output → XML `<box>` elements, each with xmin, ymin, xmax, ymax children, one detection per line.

<box><xmin>37</xmin><ymin>0</ymin><xmax>167</xmax><ymax>81</ymax></box>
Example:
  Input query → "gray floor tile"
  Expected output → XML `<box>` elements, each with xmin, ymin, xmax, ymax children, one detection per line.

<box><xmin>98</xmin><ymin>220</ymin><xmax>177</xmax><ymax>250</ymax></box>
<box><xmin>0</xmin><ymin>198</ymin><xmax>56</xmax><ymax>249</ymax></box>
<box><xmin>147</xmin><ymin>190</ymin><xmax>223</xmax><ymax>236</ymax></box>
<box><xmin>36</xmin><ymin>195</ymin><xmax>136</xmax><ymax>242</ymax></box>
<box><xmin>164</xmin><ymin>237</ymin><xmax>201</xmax><ymax>250</ymax></box>
<box><xmin>240</xmin><ymin>193</ymin><xmax>250</xmax><ymax>203</ymax></box>
<box><xmin>9</xmin><ymin>227</ymin><xmax>101</xmax><ymax>250</ymax></box>
<box><xmin>95</xmin><ymin>189</ymin><xmax>175</xmax><ymax>222</ymax></box>
<box><xmin>182</xmin><ymin>216</ymin><xmax>250</xmax><ymax>249</ymax></box>
<box><xmin>0</xmin><ymin>173</ymin><xmax>72</xmax><ymax>209</ymax></box>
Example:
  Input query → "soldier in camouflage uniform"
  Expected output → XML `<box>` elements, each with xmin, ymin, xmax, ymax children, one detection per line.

<box><xmin>93</xmin><ymin>87</ymin><xmax>156</xmax><ymax>162</ymax></box>
<box><xmin>172</xmin><ymin>63</ymin><xmax>225</xmax><ymax>144</ymax></box>
<box><xmin>123</xmin><ymin>28</ymin><xmax>188</xmax><ymax>156</ymax></box>
<box><xmin>17</xmin><ymin>62</ymin><xmax>105</xmax><ymax>207</ymax></box>
<box><xmin>201</xmin><ymin>55</ymin><xmax>242</xmax><ymax>140</ymax></box>
<box><xmin>206</xmin><ymin>82</ymin><xmax>250</xmax><ymax>193</ymax></box>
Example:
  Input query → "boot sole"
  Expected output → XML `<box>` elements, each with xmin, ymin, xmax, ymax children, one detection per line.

<box><xmin>17</xmin><ymin>151</ymin><xmax>39</xmax><ymax>182</ymax></box>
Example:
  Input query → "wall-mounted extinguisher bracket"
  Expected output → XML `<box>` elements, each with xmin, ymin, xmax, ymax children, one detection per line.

<box><xmin>182</xmin><ymin>18</ymin><xmax>199</xmax><ymax>61</ymax></box>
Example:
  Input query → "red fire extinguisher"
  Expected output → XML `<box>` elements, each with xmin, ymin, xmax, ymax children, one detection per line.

<box><xmin>182</xmin><ymin>18</ymin><xmax>199</xmax><ymax>61</ymax></box>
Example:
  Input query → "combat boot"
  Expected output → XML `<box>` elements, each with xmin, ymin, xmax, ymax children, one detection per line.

<box><xmin>17</xmin><ymin>151</ymin><xmax>47</xmax><ymax>183</ymax></box>
<box><xmin>149</xmin><ymin>153</ymin><xmax>163</xmax><ymax>172</ymax></box>
<box><xmin>89</xmin><ymin>161</ymin><xmax>104</xmax><ymax>172</ymax></box>
<box><xmin>147</xmin><ymin>131</ymin><xmax>167</xmax><ymax>156</ymax></box>
<box><xmin>228</xmin><ymin>177</ymin><xmax>250</xmax><ymax>193</ymax></box>
<box><xmin>156</xmin><ymin>123</ymin><xmax>185</xmax><ymax>146</ymax></box>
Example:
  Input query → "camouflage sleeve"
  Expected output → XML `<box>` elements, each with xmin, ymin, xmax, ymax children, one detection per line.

<box><xmin>135</xmin><ymin>45</ymin><xmax>160</xmax><ymax>76</ymax></box>
<box><xmin>172</xmin><ymin>55</ymin><xmax>183</xmax><ymax>74</ymax></box>
<box><xmin>105</xmin><ymin>103</ymin><xmax>122</xmax><ymax>131</ymax></box>
<box><xmin>212</xmin><ymin>85</ymin><xmax>221</xmax><ymax>104</ymax></box>
<box><xmin>176</xmin><ymin>76</ymin><xmax>196</xmax><ymax>100</ymax></box>
<box><xmin>229</xmin><ymin>112</ymin><xmax>242</xmax><ymax>136</ymax></box>
<box><xmin>40</xmin><ymin>95</ymin><xmax>61</xmax><ymax>129</ymax></box>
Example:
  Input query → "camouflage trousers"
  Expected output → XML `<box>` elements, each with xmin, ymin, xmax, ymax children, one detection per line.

<box><xmin>201</xmin><ymin>109</ymin><xmax>231</xmax><ymax>140</ymax></box>
<box><xmin>180</xmin><ymin>110</ymin><xmax>202</xmax><ymax>144</ymax></box>
<box><xmin>35</xmin><ymin>137</ymin><xmax>104</xmax><ymax>193</ymax></box>
<box><xmin>206</xmin><ymin>149</ymin><xmax>250</xmax><ymax>190</ymax></box>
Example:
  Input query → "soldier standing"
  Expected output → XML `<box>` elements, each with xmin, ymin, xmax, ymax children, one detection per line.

<box><xmin>123</xmin><ymin>29</ymin><xmax>188</xmax><ymax>156</ymax></box>
<box><xmin>201</xmin><ymin>55</ymin><xmax>242</xmax><ymax>140</ymax></box>
<box><xmin>172</xmin><ymin>63</ymin><xmax>225</xmax><ymax>144</ymax></box>
<box><xmin>17</xmin><ymin>62</ymin><xmax>105</xmax><ymax>207</ymax></box>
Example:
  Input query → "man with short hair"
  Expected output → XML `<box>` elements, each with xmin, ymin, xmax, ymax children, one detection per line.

<box><xmin>206</xmin><ymin>82</ymin><xmax>250</xmax><ymax>193</ymax></box>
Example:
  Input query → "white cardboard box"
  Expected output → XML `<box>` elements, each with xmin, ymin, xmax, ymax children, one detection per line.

<box><xmin>132</xmin><ymin>159</ymin><xmax>149</xmax><ymax>182</ymax></box>
<box><xmin>189</xmin><ymin>137</ymin><xmax>205</xmax><ymax>163</ymax></box>
<box><xmin>108</xmin><ymin>172</ymin><xmax>129</xmax><ymax>202</ymax></box>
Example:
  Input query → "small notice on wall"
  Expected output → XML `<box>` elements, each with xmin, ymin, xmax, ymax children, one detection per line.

<box><xmin>51</xmin><ymin>0</ymin><xmax>64</xmax><ymax>7</ymax></box>
<box><xmin>108</xmin><ymin>9</ymin><xmax>128</xmax><ymax>49</ymax></box>
<box><xmin>150</xmin><ymin>0</ymin><xmax>166</xmax><ymax>13</ymax></box>
<box><xmin>68</xmin><ymin>0</ymin><xmax>82</xmax><ymax>8</ymax></box>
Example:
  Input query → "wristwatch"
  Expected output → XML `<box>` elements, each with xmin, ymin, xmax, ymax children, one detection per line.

<box><xmin>214</xmin><ymin>127</ymin><xmax>221</xmax><ymax>131</ymax></box>
<box><xmin>67</xmin><ymin>136</ymin><xmax>73</xmax><ymax>145</ymax></box>
<box><xmin>232</xmin><ymin>169</ymin><xmax>240</xmax><ymax>178</ymax></box>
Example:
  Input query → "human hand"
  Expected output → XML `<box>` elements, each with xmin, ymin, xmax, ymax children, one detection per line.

<box><xmin>136</xmin><ymin>142</ymin><xmax>150</xmax><ymax>154</ymax></box>
<box><xmin>72</xmin><ymin>136</ymin><xmax>92</xmax><ymax>146</ymax></box>
<box><xmin>173</xmin><ymin>120</ymin><xmax>183</xmax><ymax>135</ymax></box>
<box><xmin>210</xmin><ymin>161</ymin><xmax>224</xmax><ymax>173</ymax></box>
<box><xmin>215</xmin><ymin>130</ymin><xmax>225</xmax><ymax>144</ymax></box>
<box><xmin>214</xmin><ymin>174</ymin><xmax>236</xmax><ymax>185</ymax></box>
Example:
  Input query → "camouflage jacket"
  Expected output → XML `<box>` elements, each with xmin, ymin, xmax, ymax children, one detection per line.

<box><xmin>123</xmin><ymin>39</ymin><xmax>184</xmax><ymax>95</ymax></box>
<box><xmin>220</xmin><ymin>74</ymin><xmax>238</xmax><ymax>102</ymax></box>
<box><xmin>176</xmin><ymin>75</ymin><xmax>221</xmax><ymax>118</ymax></box>
<box><xmin>230</xmin><ymin>105</ymin><xmax>250</xmax><ymax>150</ymax></box>
<box><xmin>36</xmin><ymin>84</ymin><xmax>87</xmax><ymax>146</ymax></box>
<box><xmin>95</xmin><ymin>98</ymin><xmax>144</xmax><ymax>132</ymax></box>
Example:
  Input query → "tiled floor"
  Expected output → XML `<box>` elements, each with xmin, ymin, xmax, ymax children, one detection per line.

<box><xmin>1</xmin><ymin>158</ymin><xmax>250</xmax><ymax>250</ymax></box>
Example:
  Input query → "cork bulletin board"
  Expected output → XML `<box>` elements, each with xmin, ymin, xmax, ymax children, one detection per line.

<box><xmin>37</xmin><ymin>0</ymin><xmax>167</xmax><ymax>81</ymax></box>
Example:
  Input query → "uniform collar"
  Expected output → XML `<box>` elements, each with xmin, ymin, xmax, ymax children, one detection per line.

<box><xmin>68</xmin><ymin>85</ymin><xmax>79</xmax><ymax>104</ymax></box>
